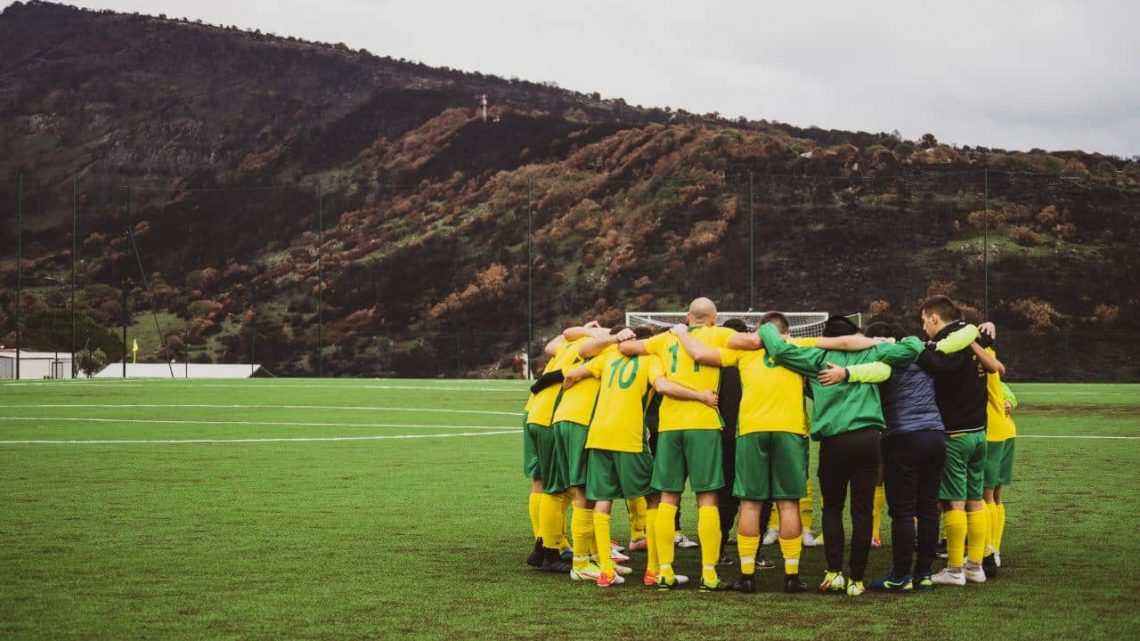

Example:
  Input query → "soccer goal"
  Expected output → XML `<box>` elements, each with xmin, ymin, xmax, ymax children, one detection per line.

<box><xmin>624</xmin><ymin>311</ymin><xmax>863</xmax><ymax>338</ymax></box>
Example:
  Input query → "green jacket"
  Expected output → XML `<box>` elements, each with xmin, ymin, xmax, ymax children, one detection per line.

<box><xmin>759</xmin><ymin>323</ymin><xmax>923</xmax><ymax>440</ymax></box>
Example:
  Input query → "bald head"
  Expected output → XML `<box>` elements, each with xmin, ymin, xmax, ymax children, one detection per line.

<box><xmin>687</xmin><ymin>297</ymin><xmax>718</xmax><ymax>326</ymax></box>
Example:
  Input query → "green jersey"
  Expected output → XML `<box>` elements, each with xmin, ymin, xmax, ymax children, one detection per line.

<box><xmin>758</xmin><ymin>323</ymin><xmax>922</xmax><ymax>440</ymax></box>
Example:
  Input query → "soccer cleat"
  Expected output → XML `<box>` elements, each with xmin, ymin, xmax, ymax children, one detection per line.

<box><xmin>560</xmin><ymin>549</ymin><xmax>574</xmax><ymax>563</ymax></box>
<box><xmin>762</xmin><ymin>528</ymin><xmax>779</xmax><ymax>546</ymax></box>
<box><xmin>964</xmin><ymin>562</ymin><xmax>987</xmax><ymax>584</ymax></box>
<box><xmin>540</xmin><ymin>557</ymin><xmax>573</xmax><ymax>574</ymax></box>
<box><xmin>994</xmin><ymin>550</ymin><xmax>1002</xmax><ymax>568</ymax></box>
<box><xmin>597</xmin><ymin>571</ymin><xmax>625</xmax><ymax>587</ymax></box>
<box><xmin>846</xmin><ymin>580</ymin><xmax>866</xmax><ymax>596</ymax></box>
<box><xmin>570</xmin><ymin>563</ymin><xmax>602</xmax><ymax>581</ymax></box>
<box><xmin>699</xmin><ymin>576</ymin><xmax>732</xmax><ymax>592</ymax></box>
<box><xmin>784</xmin><ymin>575</ymin><xmax>808</xmax><ymax>593</ymax></box>
<box><xmin>628</xmin><ymin>537</ymin><xmax>648</xmax><ymax>552</ymax></box>
<box><xmin>526</xmin><ymin>538</ymin><xmax>544</xmax><ymax>568</ymax></box>
<box><xmin>717</xmin><ymin>551</ymin><xmax>735</xmax><ymax>567</ymax></box>
<box><xmin>913</xmin><ymin>572</ymin><xmax>935</xmax><ymax>591</ymax></box>
<box><xmin>610</xmin><ymin>548</ymin><xmax>630</xmax><ymax>563</ymax></box>
<box><xmin>871</xmin><ymin>537</ymin><xmax>882</xmax><ymax>549</ymax></box>
<box><xmin>982</xmin><ymin>554</ymin><xmax>998</xmax><ymax>579</ymax></box>
<box><xmin>613</xmin><ymin>564</ymin><xmax>633</xmax><ymax>576</ymax></box>
<box><xmin>643</xmin><ymin>571</ymin><xmax>658</xmax><ymax>586</ymax></box>
<box><xmin>819</xmin><ymin>571</ymin><xmax>846</xmax><ymax>593</ymax></box>
<box><xmin>675</xmin><ymin>532</ymin><xmax>699</xmax><ymax>548</ymax></box>
<box><xmin>930</xmin><ymin>568</ymin><xmax>966</xmax><ymax>586</ymax></box>
<box><xmin>936</xmin><ymin>538</ymin><xmax>948</xmax><ymax>559</ymax></box>
<box><xmin>657</xmin><ymin>574</ymin><xmax>687</xmax><ymax>592</ymax></box>
<box><xmin>610</xmin><ymin>539</ymin><xmax>625</xmax><ymax>553</ymax></box>
<box><xmin>732</xmin><ymin>574</ymin><xmax>757</xmax><ymax>593</ymax></box>
<box><xmin>870</xmin><ymin>572</ymin><xmax>914</xmax><ymax>592</ymax></box>
<box><xmin>757</xmin><ymin>556</ymin><xmax>777</xmax><ymax>571</ymax></box>
<box><xmin>802</xmin><ymin>530</ymin><xmax>822</xmax><ymax>547</ymax></box>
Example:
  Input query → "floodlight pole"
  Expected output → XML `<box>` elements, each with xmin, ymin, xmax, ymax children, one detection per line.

<box><xmin>71</xmin><ymin>176</ymin><xmax>77</xmax><ymax>377</ymax></box>
<box><xmin>749</xmin><ymin>171</ymin><xmax>755</xmax><ymax>310</ymax></box>
<box><xmin>122</xmin><ymin>185</ymin><xmax>129</xmax><ymax>379</ymax></box>
<box><xmin>983</xmin><ymin>168</ymin><xmax>989</xmax><ymax>319</ymax></box>
<box><xmin>15</xmin><ymin>172</ymin><xmax>22</xmax><ymax>379</ymax></box>
<box><xmin>317</xmin><ymin>181</ymin><xmax>324</xmax><ymax>378</ymax></box>
<box><xmin>526</xmin><ymin>177</ymin><xmax>533</xmax><ymax>380</ymax></box>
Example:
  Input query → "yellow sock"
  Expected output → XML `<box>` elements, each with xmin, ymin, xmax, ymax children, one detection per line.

<box><xmin>627</xmin><ymin>497</ymin><xmax>648</xmax><ymax>541</ymax></box>
<box><xmin>944</xmin><ymin>509</ymin><xmax>968</xmax><ymax>567</ymax></box>
<box><xmin>655</xmin><ymin>504</ymin><xmax>678</xmax><ymax>579</ymax></box>
<box><xmin>593</xmin><ymin>512</ymin><xmax>614</xmax><ymax>577</ymax></box>
<box><xmin>528</xmin><ymin>492</ymin><xmax>542</xmax><ymax>539</ymax></box>
<box><xmin>738</xmin><ymin>534</ymin><xmax>760</xmax><ymax>575</ymax></box>
<box><xmin>571</xmin><ymin>507</ymin><xmax>594</xmax><ymax>570</ymax></box>
<box><xmin>558</xmin><ymin>491</ymin><xmax>574</xmax><ymax>551</ymax></box>
<box><xmin>966</xmin><ymin>508</ymin><xmax>988</xmax><ymax>564</ymax></box>
<box><xmin>800</xmin><ymin>493</ymin><xmax>813</xmax><ymax>532</ymax></box>
<box><xmin>698</xmin><ymin>506</ymin><xmax>721</xmax><ymax>582</ymax></box>
<box><xmin>539</xmin><ymin>494</ymin><xmax>565</xmax><ymax>550</ymax></box>
<box><xmin>779</xmin><ymin>536</ymin><xmax>803</xmax><ymax>576</ymax></box>
<box><xmin>872</xmin><ymin>485</ymin><xmax>885</xmax><ymax>540</ymax></box>
<box><xmin>646</xmin><ymin>507</ymin><xmax>660</xmax><ymax>574</ymax></box>
<box><xmin>993</xmin><ymin>503</ymin><xmax>1006</xmax><ymax>552</ymax></box>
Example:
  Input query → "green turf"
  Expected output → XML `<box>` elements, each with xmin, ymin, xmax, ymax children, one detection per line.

<box><xmin>1</xmin><ymin>379</ymin><xmax>1138</xmax><ymax>640</ymax></box>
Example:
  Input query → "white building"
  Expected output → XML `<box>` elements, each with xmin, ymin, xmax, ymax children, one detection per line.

<box><xmin>0</xmin><ymin>349</ymin><xmax>74</xmax><ymax>379</ymax></box>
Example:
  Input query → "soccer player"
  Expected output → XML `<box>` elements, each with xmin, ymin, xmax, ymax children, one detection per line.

<box><xmin>563</xmin><ymin>327</ymin><xmax>719</xmax><ymax>587</ymax></box>
<box><xmin>547</xmin><ymin>322</ymin><xmax>633</xmax><ymax>580</ymax></box>
<box><xmin>827</xmin><ymin>321</ymin><xmax>949</xmax><ymax>591</ymax></box>
<box><xmin>916</xmin><ymin>296</ymin><xmax>1000</xmax><ymax>586</ymax></box>
<box><xmin>758</xmin><ymin>316</ymin><xmax>924</xmax><ymax>596</ymax></box>
<box><xmin>977</xmin><ymin>322</ymin><xmax>1015</xmax><ymax>576</ymax></box>
<box><xmin>529</xmin><ymin>322</ymin><xmax>608</xmax><ymax>573</ymax></box>
<box><xmin>618</xmin><ymin>297</ymin><xmax>738</xmax><ymax>591</ymax></box>
<box><xmin>715</xmin><ymin>317</ymin><xmax>748</xmax><ymax>565</ymax></box>
<box><xmin>669</xmin><ymin>311</ymin><xmax>813</xmax><ymax>594</ymax></box>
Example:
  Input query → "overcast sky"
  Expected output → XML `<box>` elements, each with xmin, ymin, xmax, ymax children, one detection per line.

<box><xmin>9</xmin><ymin>0</ymin><xmax>1140</xmax><ymax>156</ymax></box>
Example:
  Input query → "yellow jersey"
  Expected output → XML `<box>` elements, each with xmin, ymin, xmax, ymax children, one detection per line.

<box><xmin>527</xmin><ymin>338</ymin><xmax>588</xmax><ymax>428</ymax></box>
<box><xmin>552</xmin><ymin>341</ymin><xmax>604</xmax><ymax>426</ymax></box>
<box><xmin>720</xmin><ymin>347</ymin><xmax>807</xmax><ymax>436</ymax></box>
<box><xmin>984</xmin><ymin>347</ymin><xmax>1016</xmax><ymax>442</ymax></box>
<box><xmin>584</xmin><ymin>349</ymin><xmax>665</xmax><ymax>453</ymax></box>
<box><xmin>643</xmin><ymin>325</ymin><xmax>735</xmax><ymax>431</ymax></box>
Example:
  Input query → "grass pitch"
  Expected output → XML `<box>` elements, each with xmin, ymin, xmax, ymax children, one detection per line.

<box><xmin>1</xmin><ymin>379</ymin><xmax>1138</xmax><ymax>640</ymax></box>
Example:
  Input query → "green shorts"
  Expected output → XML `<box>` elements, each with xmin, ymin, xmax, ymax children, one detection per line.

<box><xmin>586</xmin><ymin>448</ymin><xmax>654</xmax><ymax>501</ymax></box>
<box><xmin>544</xmin><ymin>421</ymin><xmax>589</xmax><ymax>494</ymax></box>
<box><xmin>733</xmin><ymin>432</ymin><xmax>808</xmax><ymax>500</ymax></box>
<box><xmin>651</xmin><ymin>429</ymin><xmax>724</xmax><ymax>494</ymax></box>
<box><xmin>941</xmin><ymin>431</ymin><xmax>987</xmax><ymax>501</ymax></box>
<box><xmin>523</xmin><ymin>422</ymin><xmax>558</xmax><ymax>481</ymax></box>
<box><xmin>984</xmin><ymin>438</ymin><xmax>1015</xmax><ymax>488</ymax></box>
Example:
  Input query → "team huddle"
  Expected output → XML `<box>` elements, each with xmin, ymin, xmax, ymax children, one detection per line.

<box><xmin>521</xmin><ymin>295</ymin><xmax>1018</xmax><ymax>594</ymax></box>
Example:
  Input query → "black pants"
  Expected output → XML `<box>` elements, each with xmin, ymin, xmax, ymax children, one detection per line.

<box><xmin>882</xmin><ymin>429</ymin><xmax>946</xmax><ymax>576</ymax></box>
<box><xmin>818</xmin><ymin>427</ymin><xmax>881</xmax><ymax>580</ymax></box>
<box><xmin>717</xmin><ymin>422</ymin><xmax>739</xmax><ymax>545</ymax></box>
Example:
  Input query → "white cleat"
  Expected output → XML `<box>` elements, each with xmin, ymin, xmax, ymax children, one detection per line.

<box><xmin>994</xmin><ymin>551</ymin><xmax>1002</xmax><ymax>568</ymax></box>
<box><xmin>762</xmin><ymin>528</ymin><xmax>779</xmax><ymax>546</ymax></box>
<box><xmin>802</xmin><ymin>529</ymin><xmax>821</xmax><ymax>547</ymax></box>
<box><xmin>610</xmin><ymin>547</ymin><xmax>630</xmax><ymax>563</ymax></box>
<box><xmin>674</xmin><ymin>532</ymin><xmax>699</xmax><ymax>548</ymax></box>
<box><xmin>570</xmin><ymin>563</ymin><xmax>602</xmax><ymax>581</ymax></box>
<box><xmin>964</xmin><ymin>562</ymin><xmax>987</xmax><ymax>584</ymax></box>
<box><xmin>930</xmin><ymin>568</ymin><xmax>966</xmax><ymax>586</ymax></box>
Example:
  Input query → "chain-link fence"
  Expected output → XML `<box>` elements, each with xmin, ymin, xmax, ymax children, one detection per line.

<box><xmin>2</xmin><ymin>167</ymin><xmax>1137</xmax><ymax>381</ymax></box>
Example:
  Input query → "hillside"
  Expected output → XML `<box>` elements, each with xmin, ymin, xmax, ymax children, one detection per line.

<box><xmin>1</xmin><ymin>1</ymin><xmax>1138</xmax><ymax>380</ymax></box>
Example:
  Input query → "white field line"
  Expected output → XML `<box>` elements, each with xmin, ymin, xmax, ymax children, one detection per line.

<box><xmin>0</xmin><ymin>381</ymin><xmax>528</xmax><ymax>393</ymax></box>
<box><xmin>0</xmin><ymin>430</ymin><xmax>523</xmax><ymax>445</ymax></box>
<box><xmin>0</xmin><ymin>416</ymin><xmax>515</xmax><ymax>430</ymax></box>
<box><xmin>6</xmin><ymin>404</ymin><xmax>522</xmax><ymax>417</ymax></box>
<box><xmin>1017</xmin><ymin>434</ymin><xmax>1140</xmax><ymax>440</ymax></box>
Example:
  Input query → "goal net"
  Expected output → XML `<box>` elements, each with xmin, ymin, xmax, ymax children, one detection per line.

<box><xmin>624</xmin><ymin>311</ymin><xmax>863</xmax><ymax>338</ymax></box>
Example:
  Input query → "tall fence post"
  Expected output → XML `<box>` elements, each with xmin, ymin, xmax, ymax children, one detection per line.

<box><xmin>15</xmin><ymin>172</ymin><xmax>22</xmax><ymax>379</ymax></box>
<box><xmin>317</xmin><ymin>181</ymin><xmax>324</xmax><ymax>378</ymax></box>
<box><xmin>526</xmin><ymin>177</ymin><xmax>533</xmax><ymax>380</ymax></box>
<box><xmin>983</xmin><ymin>167</ymin><xmax>990</xmax><ymax>319</ymax></box>
<box><xmin>749</xmin><ymin>170</ymin><xmax>755</xmax><ymax>310</ymax></box>
<box><xmin>71</xmin><ymin>176</ymin><xmax>77</xmax><ymax>377</ymax></box>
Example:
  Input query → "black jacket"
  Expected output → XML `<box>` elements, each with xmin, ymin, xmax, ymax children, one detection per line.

<box><xmin>916</xmin><ymin>320</ymin><xmax>988</xmax><ymax>434</ymax></box>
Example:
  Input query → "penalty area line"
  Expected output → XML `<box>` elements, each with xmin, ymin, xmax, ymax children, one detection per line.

<box><xmin>0</xmin><ymin>429</ymin><xmax>523</xmax><ymax>445</ymax></box>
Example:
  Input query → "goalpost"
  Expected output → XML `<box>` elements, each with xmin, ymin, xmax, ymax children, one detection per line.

<box><xmin>624</xmin><ymin>311</ymin><xmax>863</xmax><ymax>338</ymax></box>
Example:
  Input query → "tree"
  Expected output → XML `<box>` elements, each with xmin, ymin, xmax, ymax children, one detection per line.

<box><xmin>920</xmin><ymin>133</ymin><xmax>938</xmax><ymax>149</ymax></box>
<box><xmin>76</xmin><ymin>348</ymin><xmax>108</xmax><ymax>378</ymax></box>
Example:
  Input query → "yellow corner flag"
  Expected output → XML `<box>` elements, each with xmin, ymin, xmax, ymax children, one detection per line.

<box><xmin>131</xmin><ymin>339</ymin><xmax>139</xmax><ymax>364</ymax></box>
